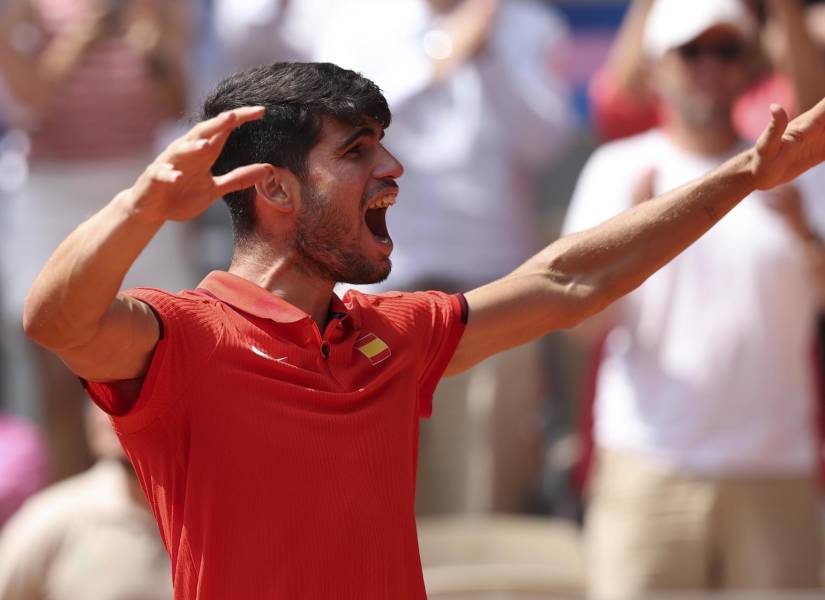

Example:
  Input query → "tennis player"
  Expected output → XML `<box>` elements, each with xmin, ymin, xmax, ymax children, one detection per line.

<box><xmin>23</xmin><ymin>62</ymin><xmax>825</xmax><ymax>599</ymax></box>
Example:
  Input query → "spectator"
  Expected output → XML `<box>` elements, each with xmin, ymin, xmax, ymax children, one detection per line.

<box><xmin>0</xmin><ymin>0</ymin><xmax>198</xmax><ymax>481</ymax></box>
<box><xmin>563</xmin><ymin>0</ymin><xmax>825</xmax><ymax>597</ymax></box>
<box><xmin>0</xmin><ymin>404</ymin><xmax>172</xmax><ymax>599</ymax></box>
<box><xmin>0</xmin><ymin>412</ymin><xmax>47</xmax><ymax>526</ymax></box>
<box><xmin>247</xmin><ymin>0</ymin><xmax>575</xmax><ymax>513</ymax></box>
<box><xmin>589</xmin><ymin>0</ymin><xmax>825</xmax><ymax>141</ymax></box>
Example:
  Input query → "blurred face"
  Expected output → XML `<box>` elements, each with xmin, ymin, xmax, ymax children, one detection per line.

<box><xmin>86</xmin><ymin>403</ymin><xmax>125</xmax><ymax>460</ymax></box>
<box><xmin>653</xmin><ymin>26</ymin><xmax>755</xmax><ymax>129</ymax></box>
<box><xmin>292</xmin><ymin>117</ymin><xmax>404</xmax><ymax>285</ymax></box>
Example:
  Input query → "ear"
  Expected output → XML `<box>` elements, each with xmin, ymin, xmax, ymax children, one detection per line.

<box><xmin>254</xmin><ymin>167</ymin><xmax>300</xmax><ymax>213</ymax></box>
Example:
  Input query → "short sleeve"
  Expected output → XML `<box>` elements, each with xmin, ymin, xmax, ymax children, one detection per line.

<box><xmin>83</xmin><ymin>288</ymin><xmax>223</xmax><ymax>434</ymax></box>
<box><xmin>404</xmin><ymin>292</ymin><xmax>467</xmax><ymax>418</ymax></box>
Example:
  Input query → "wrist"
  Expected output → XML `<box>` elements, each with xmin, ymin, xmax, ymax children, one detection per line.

<box><xmin>112</xmin><ymin>188</ymin><xmax>167</xmax><ymax>228</ymax></box>
<box><xmin>733</xmin><ymin>148</ymin><xmax>763</xmax><ymax>192</ymax></box>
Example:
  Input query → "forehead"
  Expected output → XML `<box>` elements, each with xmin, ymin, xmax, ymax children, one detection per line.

<box><xmin>689</xmin><ymin>25</ymin><xmax>749</xmax><ymax>46</ymax></box>
<box><xmin>314</xmin><ymin>116</ymin><xmax>384</xmax><ymax>151</ymax></box>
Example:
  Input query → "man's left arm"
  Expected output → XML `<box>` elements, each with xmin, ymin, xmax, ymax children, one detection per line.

<box><xmin>446</xmin><ymin>101</ymin><xmax>825</xmax><ymax>375</ymax></box>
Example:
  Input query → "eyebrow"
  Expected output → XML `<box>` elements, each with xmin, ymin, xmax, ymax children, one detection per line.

<box><xmin>336</xmin><ymin>126</ymin><xmax>384</xmax><ymax>152</ymax></box>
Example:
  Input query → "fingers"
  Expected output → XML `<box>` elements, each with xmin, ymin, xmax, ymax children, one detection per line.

<box><xmin>147</xmin><ymin>162</ymin><xmax>182</xmax><ymax>184</ymax></box>
<box><xmin>214</xmin><ymin>163</ymin><xmax>274</xmax><ymax>196</ymax></box>
<box><xmin>207</xmin><ymin>128</ymin><xmax>233</xmax><ymax>154</ymax></box>
<box><xmin>755</xmin><ymin>103</ymin><xmax>789</xmax><ymax>156</ymax></box>
<box><xmin>173</xmin><ymin>138</ymin><xmax>210</xmax><ymax>156</ymax></box>
<box><xmin>164</xmin><ymin>132</ymin><xmax>229</xmax><ymax>167</ymax></box>
<box><xmin>186</xmin><ymin>106</ymin><xmax>265</xmax><ymax>141</ymax></box>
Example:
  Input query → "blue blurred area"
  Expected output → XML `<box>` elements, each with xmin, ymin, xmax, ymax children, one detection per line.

<box><xmin>554</xmin><ymin>1</ymin><xmax>627</xmax><ymax>29</ymax></box>
<box><xmin>550</xmin><ymin>2</ymin><xmax>630</xmax><ymax>123</ymax></box>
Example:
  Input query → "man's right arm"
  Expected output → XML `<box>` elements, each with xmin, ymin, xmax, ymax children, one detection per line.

<box><xmin>23</xmin><ymin>106</ymin><xmax>273</xmax><ymax>382</ymax></box>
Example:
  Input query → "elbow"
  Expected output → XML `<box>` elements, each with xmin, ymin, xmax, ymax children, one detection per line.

<box><xmin>558</xmin><ymin>272</ymin><xmax>614</xmax><ymax>330</ymax></box>
<box><xmin>22</xmin><ymin>294</ymin><xmax>78</xmax><ymax>350</ymax></box>
<box><xmin>22</xmin><ymin>296</ymin><xmax>53</xmax><ymax>347</ymax></box>
<box><xmin>543</xmin><ymin>248</ymin><xmax>616</xmax><ymax>330</ymax></box>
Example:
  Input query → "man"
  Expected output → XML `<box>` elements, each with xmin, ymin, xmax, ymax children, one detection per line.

<box><xmin>22</xmin><ymin>61</ymin><xmax>825</xmax><ymax>598</ymax></box>
<box><xmin>563</xmin><ymin>0</ymin><xmax>825</xmax><ymax>597</ymax></box>
<box><xmin>212</xmin><ymin>0</ymin><xmax>573</xmax><ymax>514</ymax></box>
<box><xmin>0</xmin><ymin>404</ymin><xmax>172</xmax><ymax>599</ymax></box>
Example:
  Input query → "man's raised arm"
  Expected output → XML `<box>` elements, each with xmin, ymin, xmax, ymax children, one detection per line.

<box><xmin>447</xmin><ymin>102</ymin><xmax>825</xmax><ymax>375</ymax></box>
<box><xmin>23</xmin><ymin>107</ymin><xmax>272</xmax><ymax>382</ymax></box>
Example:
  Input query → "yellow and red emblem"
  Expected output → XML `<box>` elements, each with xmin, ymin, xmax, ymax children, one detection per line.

<box><xmin>354</xmin><ymin>333</ymin><xmax>391</xmax><ymax>365</ymax></box>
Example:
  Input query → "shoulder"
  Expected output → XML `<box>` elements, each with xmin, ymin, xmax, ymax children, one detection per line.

<box><xmin>574</xmin><ymin>129</ymin><xmax>666</xmax><ymax>197</ymax></box>
<box><xmin>124</xmin><ymin>287</ymin><xmax>213</xmax><ymax>312</ymax></box>
<box><xmin>123</xmin><ymin>287</ymin><xmax>225</xmax><ymax>338</ymax></box>
<box><xmin>586</xmin><ymin>129</ymin><xmax>664</xmax><ymax>169</ymax></box>
<box><xmin>564</xmin><ymin>130</ymin><xmax>664</xmax><ymax>235</ymax></box>
<box><xmin>1</xmin><ymin>468</ymin><xmax>101</xmax><ymax>544</ymax></box>
<box><xmin>345</xmin><ymin>288</ymin><xmax>456</xmax><ymax>311</ymax></box>
<box><xmin>344</xmin><ymin>289</ymin><xmax>462</xmax><ymax>333</ymax></box>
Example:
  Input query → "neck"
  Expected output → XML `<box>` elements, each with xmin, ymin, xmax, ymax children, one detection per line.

<box><xmin>661</xmin><ymin>109</ymin><xmax>740</xmax><ymax>156</ymax></box>
<box><xmin>228</xmin><ymin>250</ymin><xmax>335</xmax><ymax>329</ymax></box>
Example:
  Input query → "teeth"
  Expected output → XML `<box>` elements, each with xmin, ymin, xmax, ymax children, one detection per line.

<box><xmin>367</xmin><ymin>195</ymin><xmax>397</xmax><ymax>210</ymax></box>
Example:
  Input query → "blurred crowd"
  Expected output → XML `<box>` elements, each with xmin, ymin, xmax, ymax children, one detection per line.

<box><xmin>2</xmin><ymin>0</ymin><xmax>825</xmax><ymax>598</ymax></box>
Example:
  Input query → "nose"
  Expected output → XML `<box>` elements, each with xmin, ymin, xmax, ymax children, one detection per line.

<box><xmin>375</xmin><ymin>144</ymin><xmax>404</xmax><ymax>180</ymax></box>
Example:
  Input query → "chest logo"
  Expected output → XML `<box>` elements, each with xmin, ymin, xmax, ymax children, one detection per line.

<box><xmin>354</xmin><ymin>333</ymin><xmax>391</xmax><ymax>366</ymax></box>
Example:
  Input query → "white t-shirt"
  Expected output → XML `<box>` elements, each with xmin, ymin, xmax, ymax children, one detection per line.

<box><xmin>0</xmin><ymin>461</ymin><xmax>172</xmax><ymax>599</ymax></box>
<box><xmin>563</xmin><ymin>129</ymin><xmax>822</xmax><ymax>475</ymax></box>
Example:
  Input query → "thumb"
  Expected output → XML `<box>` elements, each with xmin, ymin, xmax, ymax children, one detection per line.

<box><xmin>754</xmin><ymin>104</ymin><xmax>789</xmax><ymax>158</ymax></box>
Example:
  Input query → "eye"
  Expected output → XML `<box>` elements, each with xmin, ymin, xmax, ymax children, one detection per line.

<box><xmin>345</xmin><ymin>145</ymin><xmax>363</xmax><ymax>157</ymax></box>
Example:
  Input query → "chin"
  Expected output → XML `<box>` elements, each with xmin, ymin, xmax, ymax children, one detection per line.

<box><xmin>341</xmin><ymin>258</ymin><xmax>392</xmax><ymax>286</ymax></box>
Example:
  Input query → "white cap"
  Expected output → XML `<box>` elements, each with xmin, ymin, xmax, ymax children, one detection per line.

<box><xmin>644</xmin><ymin>0</ymin><xmax>756</xmax><ymax>59</ymax></box>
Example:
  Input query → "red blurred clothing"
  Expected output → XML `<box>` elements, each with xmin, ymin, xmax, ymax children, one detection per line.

<box><xmin>588</xmin><ymin>67</ymin><xmax>794</xmax><ymax>142</ymax></box>
<box><xmin>0</xmin><ymin>414</ymin><xmax>47</xmax><ymax>525</ymax></box>
<box><xmin>28</xmin><ymin>0</ymin><xmax>165</xmax><ymax>162</ymax></box>
<box><xmin>85</xmin><ymin>271</ymin><xmax>466</xmax><ymax>599</ymax></box>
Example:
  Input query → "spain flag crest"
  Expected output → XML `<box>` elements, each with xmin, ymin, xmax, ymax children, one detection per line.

<box><xmin>354</xmin><ymin>333</ymin><xmax>391</xmax><ymax>366</ymax></box>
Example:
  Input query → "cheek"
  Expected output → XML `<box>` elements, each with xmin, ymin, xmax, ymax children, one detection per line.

<box><xmin>723</xmin><ymin>68</ymin><xmax>753</xmax><ymax>96</ymax></box>
<box><xmin>651</xmin><ymin>61</ymin><xmax>683</xmax><ymax>97</ymax></box>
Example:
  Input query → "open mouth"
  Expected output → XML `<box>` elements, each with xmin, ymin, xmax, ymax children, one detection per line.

<box><xmin>364</xmin><ymin>193</ymin><xmax>396</xmax><ymax>245</ymax></box>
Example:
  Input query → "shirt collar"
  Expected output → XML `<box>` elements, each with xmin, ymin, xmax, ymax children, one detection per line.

<box><xmin>196</xmin><ymin>271</ymin><xmax>359</xmax><ymax>328</ymax></box>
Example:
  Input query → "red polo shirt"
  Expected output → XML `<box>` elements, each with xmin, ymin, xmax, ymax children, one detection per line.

<box><xmin>84</xmin><ymin>271</ymin><xmax>466</xmax><ymax>600</ymax></box>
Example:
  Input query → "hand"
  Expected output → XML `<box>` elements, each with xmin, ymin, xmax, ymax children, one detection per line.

<box><xmin>450</xmin><ymin>0</ymin><xmax>500</xmax><ymax>52</ymax></box>
<box><xmin>432</xmin><ymin>0</ymin><xmax>500</xmax><ymax>78</ymax></box>
<box><xmin>125</xmin><ymin>106</ymin><xmax>274</xmax><ymax>224</ymax></box>
<box><xmin>751</xmin><ymin>101</ymin><xmax>825</xmax><ymax>191</ymax></box>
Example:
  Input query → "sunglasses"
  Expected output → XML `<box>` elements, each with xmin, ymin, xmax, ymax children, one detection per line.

<box><xmin>676</xmin><ymin>41</ymin><xmax>745</xmax><ymax>62</ymax></box>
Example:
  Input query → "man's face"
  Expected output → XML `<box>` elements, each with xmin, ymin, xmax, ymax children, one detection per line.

<box><xmin>653</xmin><ymin>26</ymin><xmax>755</xmax><ymax>128</ymax></box>
<box><xmin>292</xmin><ymin>117</ymin><xmax>403</xmax><ymax>285</ymax></box>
